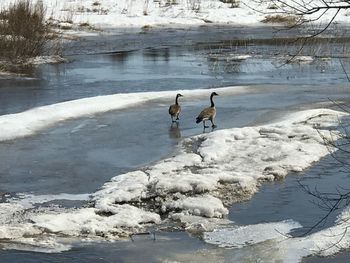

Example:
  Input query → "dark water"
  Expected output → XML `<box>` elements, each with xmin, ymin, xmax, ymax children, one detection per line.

<box><xmin>1</xmin><ymin>26</ymin><xmax>350</xmax><ymax>262</ymax></box>
<box><xmin>230</xmin><ymin>153</ymin><xmax>350</xmax><ymax>236</ymax></box>
<box><xmin>0</xmin><ymin>232</ymin><xmax>213</xmax><ymax>263</ymax></box>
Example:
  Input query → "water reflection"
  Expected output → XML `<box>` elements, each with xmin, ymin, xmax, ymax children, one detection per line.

<box><xmin>169</xmin><ymin>122</ymin><xmax>181</xmax><ymax>139</ymax></box>
<box><xmin>143</xmin><ymin>47</ymin><xmax>171</xmax><ymax>62</ymax></box>
<box><xmin>1</xmin><ymin>63</ymin><xmax>37</xmax><ymax>76</ymax></box>
<box><xmin>108</xmin><ymin>50</ymin><xmax>134</xmax><ymax>65</ymax></box>
<box><xmin>208</xmin><ymin>58</ymin><xmax>243</xmax><ymax>74</ymax></box>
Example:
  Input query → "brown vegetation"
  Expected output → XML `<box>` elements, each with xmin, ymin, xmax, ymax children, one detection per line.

<box><xmin>219</xmin><ymin>0</ymin><xmax>240</xmax><ymax>8</ymax></box>
<box><xmin>261</xmin><ymin>14</ymin><xmax>299</xmax><ymax>25</ymax></box>
<box><xmin>0</xmin><ymin>0</ymin><xmax>50</xmax><ymax>62</ymax></box>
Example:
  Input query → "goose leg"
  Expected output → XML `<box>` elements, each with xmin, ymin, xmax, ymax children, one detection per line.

<box><xmin>210</xmin><ymin>119</ymin><xmax>217</xmax><ymax>128</ymax></box>
<box><xmin>171</xmin><ymin>116</ymin><xmax>175</xmax><ymax>123</ymax></box>
<box><xmin>203</xmin><ymin>121</ymin><xmax>209</xmax><ymax>129</ymax></box>
<box><xmin>176</xmin><ymin>114</ymin><xmax>180</xmax><ymax>121</ymax></box>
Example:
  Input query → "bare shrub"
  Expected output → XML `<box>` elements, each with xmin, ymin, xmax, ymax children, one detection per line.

<box><xmin>187</xmin><ymin>0</ymin><xmax>201</xmax><ymax>12</ymax></box>
<box><xmin>79</xmin><ymin>22</ymin><xmax>90</xmax><ymax>27</ymax></box>
<box><xmin>141</xmin><ymin>24</ymin><xmax>152</xmax><ymax>34</ymax></box>
<box><xmin>165</xmin><ymin>0</ymin><xmax>178</xmax><ymax>6</ymax></box>
<box><xmin>267</xmin><ymin>3</ymin><xmax>278</xmax><ymax>10</ymax></box>
<box><xmin>0</xmin><ymin>0</ymin><xmax>50</xmax><ymax>62</ymax></box>
<box><xmin>143</xmin><ymin>0</ymin><xmax>150</xmax><ymax>16</ymax></box>
<box><xmin>220</xmin><ymin>0</ymin><xmax>240</xmax><ymax>8</ymax></box>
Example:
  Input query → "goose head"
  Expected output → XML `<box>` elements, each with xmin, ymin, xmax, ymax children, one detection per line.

<box><xmin>175</xmin><ymin>93</ymin><xmax>183</xmax><ymax>104</ymax></box>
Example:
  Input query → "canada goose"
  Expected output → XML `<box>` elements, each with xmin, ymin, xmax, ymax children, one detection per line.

<box><xmin>196</xmin><ymin>92</ymin><xmax>219</xmax><ymax>128</ymax></box>
<box><xmin>169</xmin><ymin>93</ymin><xmax>183</xmax><ymax>122</ymax></box>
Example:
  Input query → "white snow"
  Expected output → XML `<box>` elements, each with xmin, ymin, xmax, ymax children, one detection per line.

<box><xmin>0</xmin><ymin>0</ymin><xmax>349</xmax><ymax>31</ymax></box>
<box><xmin>31</xmin><ymin>205</ymin><xmax>160</xmax><ymax>237</ymax></box>
<box><xmin>0</xmin><ymin>86</ymin><xmax>247</xmax><ymax>142</ymax></box>
<box><xmin>289</xmin><ymin>56</ymin><xmax>314</xmax><ymax>63</ymax></box>
<box><xmin>165</xmin><ymin>195</ymin><xmax>228</xmax><ymax>218</ymax></box>
<box><xmin>204</xmin><ymin>220</ymin><xmax>302</xmax><ymax>248</ymax></box>
<box><xmin>94</xmin><ymin>171</ymin><xmax>149</xmax><ymax>207</ymax></box>
<box><xmin>208</xmin><ymin>54</ymin><xmax>252</xmax><ymax>62</ymax></box>
<box><xmin>0</xmin><ymin>202</ymin><xmax>160</xmax><ymax>252</ymax></box>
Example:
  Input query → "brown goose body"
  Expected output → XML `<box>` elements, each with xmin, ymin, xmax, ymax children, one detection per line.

<box><xmin>169</xmin><ymin>93</ymin><xmax>183</xmax><ymax>122</ymax></box>
<box><xmin>196</xmin><ymin>92</ymin><xmax>218</xmax><ymax>128</ymax></box>
<box><xmin>169</xmin><ymin>104</ymin><xmax>181</xmax><ymax>117</ymax></box>
<box><xmin>196</xmin><ymin>106</ymin><xmax>216</xmax><ymax>122</ymax></box>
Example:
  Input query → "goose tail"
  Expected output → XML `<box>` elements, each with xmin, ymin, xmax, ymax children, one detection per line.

<box><xmin>196</xmin><ymin>117</ymin><xmax>202</xmax><ymax>123</ymax></box>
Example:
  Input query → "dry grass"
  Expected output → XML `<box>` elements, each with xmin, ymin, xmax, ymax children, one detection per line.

<box><xmin>219</xmin><ymin>0</ymin><xmax>240</xmax><ymax>8</ymax></box>
<box><xmin>0</xmin><ymin>0</ymin><xmax>49</xmax><ymax>62</ymax></box>
<box><xmin>79</xmin><ymin>22</ymin><xmax>90</xmax><ymax>27</ymax></box>
<box><xmin>0</xmin><ymin>0</ymin><xmax>63</xmax><ymax>73</ymax></box>
<box><xmin>261</xmin><ymin>15</ymin><xmax>299</xmax><ymax>25</ymax></box>
<box><xmin>165</xmin><ymin>0</ymin><xmax>178</xmax><ymax>6</ymax></box>
<box><xmin>140</xmin><ymin>24</ymin><xmax>152</xmax><ymax>34</ymax></box>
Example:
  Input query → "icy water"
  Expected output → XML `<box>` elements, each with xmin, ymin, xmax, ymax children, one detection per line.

<box><xmin>1</xmin><ymin>27</ymin><xmax>350</xmax><ymax>261</ymax></box>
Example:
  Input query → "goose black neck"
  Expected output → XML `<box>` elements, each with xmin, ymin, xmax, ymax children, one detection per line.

<box><xmin>175</xmin><ymin>95</ymin><xmax>179</xmax><ymax>105</ymax></box>
<box><xmin>210</xmin><ymin>94</ymin><xmax>215</xmax><ymax>107</ymax></box>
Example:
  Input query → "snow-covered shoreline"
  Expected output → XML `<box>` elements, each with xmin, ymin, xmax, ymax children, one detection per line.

<box><xmin>1</xmin><ymin>0</ymin><xmax>267</xmax><ymax>29</ymax></box>
<box><xmin>1</xmin><ymin>0</ymin><xmax>349</xmax><ymax>33</ymax></box>
<box><xmin>1</xmin><ymin>1</ymin><xmax>350</xmax><ymax>261</ymax></box>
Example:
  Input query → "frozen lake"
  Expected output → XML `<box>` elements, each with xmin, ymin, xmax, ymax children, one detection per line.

<box><xmin>1</xmin><ymin>26</ymin><xmax>350</xmax><ymax>262</ymax></box>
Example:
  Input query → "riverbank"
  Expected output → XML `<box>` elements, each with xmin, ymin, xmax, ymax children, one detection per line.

<box><xmin>1</xmin><ymin>9</ymin><xmax>350</xmax><ymax>260</ymax></box>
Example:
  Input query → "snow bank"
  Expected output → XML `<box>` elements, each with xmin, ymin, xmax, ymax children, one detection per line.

<box><xmin>165</xmin><ymin>195</ymin><xmax>228</xmax><ymax>218</ymax></box>
<box><xmin>0</xmin><ymin>86</ymin><xmax>245</xmax><ymax>142</ymax></box>
<box><xmin>1</xmin><ymin>0</ymin><xmax>348</xmax><ymax>30</ymax></box>
<box><xmin>31</xmin><ymin>205</ymin><xmax>160</xmax><ymax>237</ymax></box>
<box><xmin>0</xmin><ymin>108</ymin><xmax>349</xmax><ymax>258</ymax></box>
<box><xmin>0</xmin><ymin>201</ymin><xmax>160</xmax><ymax>252</ymax></box>
<box><xmin>93</xmin><ymin>109</ymin><xmax>344</xmax><ymax>221</ymax></box>
<box><xmin>1</xmin><ymin>0</ymin><xmax>261</xmax><ymax>29</ymax></box>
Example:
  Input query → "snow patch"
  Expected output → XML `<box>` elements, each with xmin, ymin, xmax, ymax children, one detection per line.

<box><xmin>204</xmin><ymin>220</ymin><xmax>302</xmax><ymax>248</ymax></box>
<box><xmin>1</xmin><ymin>0</ymin><xmax>347</xmax><ymax>31</ymax></box>
<box><xmin>31</xmin><ymin>206</ymin><xmax>160</xmax><ymax>237</ymax></box>
<box><xmin>166</xmin><ymin>195</ymin><xmax>228</xmax><ymax>218</ymax></box>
